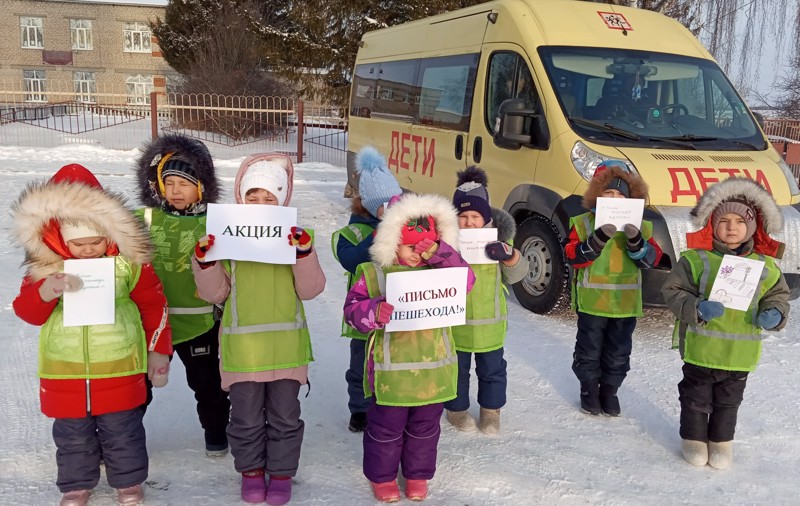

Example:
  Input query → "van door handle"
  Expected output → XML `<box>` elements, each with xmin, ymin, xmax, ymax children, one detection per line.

<box><xmin>455</xmin><ymin>135</ymin><xmax>464</xmax><ymax>160</ymax></box>
<box><xmin>473</xmin><ymin>136</ymin><xmax>482</xmax><ymax>164</ymax></box>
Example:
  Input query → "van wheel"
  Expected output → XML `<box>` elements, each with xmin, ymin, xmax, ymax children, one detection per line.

<box><xmin>512</xmin><ymin>216</ymin><xmax>569</xmax><ymax>314</ymax></box>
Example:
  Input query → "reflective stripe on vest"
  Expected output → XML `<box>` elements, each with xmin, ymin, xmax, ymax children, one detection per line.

<box><xmin>452</xmin><ymin>263</ymin><xmax>506</xmax><ymax>352</ymax></box>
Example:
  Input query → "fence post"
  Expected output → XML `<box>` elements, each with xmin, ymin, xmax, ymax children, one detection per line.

<box><xmin>297</xmin><ymin>100</ymin><xmax>304</xmax><ymax>164</ymax></box>
<box><xmin>150</xmin><ymin>91</ymin><xmax>158</xmax><ymax>140</ymax></box>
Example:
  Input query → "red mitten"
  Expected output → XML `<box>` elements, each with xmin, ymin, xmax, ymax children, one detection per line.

<box><xmin>194</xmin><ymin>234</ymin><xmax>215</xmax><ymax>262</ymax></box>
<box><xmin>288</xmin><ymin>226</ymin><xmax>312</xmax><ymax>257</ymax></box>
<box><xmin>376</xmin><ymin>301</ymin><xmax>394</xmax><ymax>325</ymax></box>
<box><xmin>147</xmin><ymin>351</ymin><xmax>170</xmax><ymax>388</ymax></box>
<box><xmin>413</xmin><ymin>238</ymin><xmax>439</xmax><ymax>261</ymax></box>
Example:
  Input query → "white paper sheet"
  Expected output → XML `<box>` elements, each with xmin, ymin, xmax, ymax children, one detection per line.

<box><xmin>63</xmin><ymin>258</ymin><xmax>116</xmax><ymax>327</ymax></box>
<box><xmin>594</xmin><ymin>197</ymin><xmax>644</xmax><ymax>230</ymax></box>
<box><xmin>385</xmin><ymin>267</ymin><xmax>468</xmax><ymax>332</ymax></box>
<box><xmin>708</xmin><ymin>254</ymin><xmax>766</xmax><ymax>311</ymax></box>
<box><xmin>458</xmin><ymin>228</ymin><xmax>498</xmax><ymax>265</ymax></box>
<box><xmin>204</xmin><ymin>203</ymin><xmax>298</xmax><ymax>264</ymax></box>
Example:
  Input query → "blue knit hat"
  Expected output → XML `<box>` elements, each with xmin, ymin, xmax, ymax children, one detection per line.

<box><xmin>356</xmin><ymin>146</ymin><xmax>402</xmax><ymax>217</ymax></box>
<box><xmin>453</xmin><ymin>166</ymin><xmax>492</xmax><ymax>225</ymax></box>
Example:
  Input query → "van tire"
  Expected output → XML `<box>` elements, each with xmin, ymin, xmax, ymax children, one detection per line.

<box><xmin>512</xmin><ymin>216</ymin><xmax>569</xmax><ymax>314</ymax></box>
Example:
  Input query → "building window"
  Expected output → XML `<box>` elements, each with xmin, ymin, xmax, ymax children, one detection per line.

<box><xmin>70</xmin><ymin>20</ymin><xmax>93</xmax><ymax>50</ymax></box>
<box><xmin>23</xmin><ymin>70</ymin><xmax>46</xmax><ymax>102</ymax></box>
<box><xmin>21</xmin><ymin>17</ymin><xmax>44</xmax><ymax>49</ymax></box>
<box><xmin>74</xmin><ymin>72</ymin><xmax>96</xmax><ymax>103</ymax></box>
<box><xmin>127</xmin><ymin>75</ymin><xmax>153</xmax><ymax>104</ymax></box>
<box><xmin>123</xmin><ymin>22</ymin><xmax>151</xmax><ymax>53</ymax></box>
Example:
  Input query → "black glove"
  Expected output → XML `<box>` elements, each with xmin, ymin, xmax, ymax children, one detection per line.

<box><xmin>485</xmin><ymin>241</ymin><xmax>514</xmax><ymax>261</ymax></box>
<box><xmin>623</xmin><ymin>223</ymin><xmax>643</xmax><ymax>252</ymax></box>
<box><xmin>587</xmin><ymin>224</ymin><xmax>617</xmax><ymax>252</ymax></box>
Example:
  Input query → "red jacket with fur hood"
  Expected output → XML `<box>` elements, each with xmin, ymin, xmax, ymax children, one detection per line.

<box><xmin>12</xmin><ymin>164</ymin><xmax>172</xmax><ymax>418</ymax></box>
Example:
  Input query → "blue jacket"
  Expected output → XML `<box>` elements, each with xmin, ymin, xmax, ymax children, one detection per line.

<box><xmin>336</xmin><ymin>212</ymin><xmax>379</xmax><ymax>274</ymax></box>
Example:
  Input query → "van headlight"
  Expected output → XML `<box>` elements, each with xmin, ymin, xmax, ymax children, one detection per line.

<box><xmin>778</xmin><ymin>158</ymin><xmax>800</xmax><ymax>196</ymax></box>
<box><xmin>571</xmin><ymin>141</ymin><xmax>637</xmax><ymax>181</ymax></box>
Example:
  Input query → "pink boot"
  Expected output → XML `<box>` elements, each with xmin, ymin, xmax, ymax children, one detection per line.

<box><xmin>405</xmin><ymin>479</ymin><xmax>428</xmax><ymax>501</ymax></box>
<box><xmin>241</xmin><ymin>469</ymin><xmax>267</xmax><ymax>504</ymax></box>
<box><xmin>116</xmin><ymin>484</ymin><xmax>144</xmax><ymax>505</ymax></box>
<box><xmin>60</xmin><ymin>489</ymin><xmax>90</xmax><ymax>506</ymax></box>
<box><xmin>266</xmin><ymin>476</ymin><xmax>292</xmax><ymax>505</ymax></box>
<box><xmin>370</xmin><ymin>480</ymin><xmax>401</xmax><ymax>503</ymax></box>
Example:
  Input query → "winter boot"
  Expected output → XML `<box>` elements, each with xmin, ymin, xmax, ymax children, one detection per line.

<box><xmin>599</xmin><ymin>385</ymin><xmax>621</xmax><ymax>417</ymax></box>
<box><xmin>205</xmin><ymin>430</ymin><xmax>229</xmax><ymax>457</ymax></box>
<box><xmin>446</xmin><ymin>409</ymin><xmax>476</xmax><ymax>432</ymax></box>
<box><xmin>241</xmin><ymin>468</ymin><xmax>267</xmax><ymax>503</ymax></box>
<box><xmin>60</xmin><ymin>489</ymin><xmax>90</xmax><ymax>506</ymax></box>
<box><xmin>405</xmin><ymin>479</ymin><xmax>428</xmax><ymax>501</ymax></box>
<box><xmin>478</xmin><ymin>408</ymin><xmax>501</xmax><ymax>435</ymax></box>
<box><xmin>681</xmin><ymin>439</ymin><xmax>709</xmax><ymax>466</ymax></box>
<box><xmin>266</xmin><ymin>476</ymin><xmax>292</xmax><ymax>506</ymax></box>
<box><xmin>116</xmin><ymin>484</ymin><xmax>144</xmax><ymax>505</ymax></box>
<box><xmin>370</xmin><ymin>480</ymin><xmax>401</xmax><ymax>503</ymax></box>
<box><xmin>348</xmin><ymin>412</ymin><xmax>368</xmax><ymax>433</ymax></box>
<box><xmin>579</xmin><ymin>381</ymin><xmax>601</xmax><ymax>415</ymax></box>
<box><xmin>708</xmin><ymin>441</ymin><xmax>733</xmax><ymax>470</ymax></box>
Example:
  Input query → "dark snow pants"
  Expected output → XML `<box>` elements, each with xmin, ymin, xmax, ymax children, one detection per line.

<box><xmin>363</xmin><ymin>400</ymin><xmax>443</xmax><ymax>483</ymax></box>
<box><xmin>227</xmin><ymin>379</ymin><xmax>304</xmax><ymax>477</ymax></box>
<box><xmin>443</xmin><ymin>348</ymin><xmax>507</xmax><ymax>412</ymax></box>
<box><xmin>572</xmin><ymin>312</ymin><xmax>635</xmax><ymax>387</ymax></box>
<box><xmin>346</xmin><ymin>338</ymin><xmax>370</xmax><ymax>415</ymax></box>
<box><xmin>678</xmin><ymin>362</ymin><xmax>748</xmax><ymax>442</ymax></box>
<box><xmin>53</xmin><ymin>407</ymin><xmax>147</xmax><ymax>492</ymax></box>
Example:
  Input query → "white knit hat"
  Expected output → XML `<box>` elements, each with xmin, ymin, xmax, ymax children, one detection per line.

<box><xmin>61</xmin><ymin>222</ymin><xmax>105</xmax><ymax>242</ymax></box>
<box><xmin>239</xmin><ymin>161</ymin><xmax>288</xmax><ymax>205</ymax></box>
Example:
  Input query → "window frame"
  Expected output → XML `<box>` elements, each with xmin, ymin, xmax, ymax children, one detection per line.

<box><xmin>23</xmin><ymin>70</ymin><xmax>47</xmax><ymax>102</ymax></box>
<box><xmin>123</xmin><ymin>21</ymin><xmax>152</xmax><ymax>53</ymax></box>
<box><xmin>74</xmin><ymin>71</ymin><xmax>97</xmax><ymax>103</ymax></box>
<box><xmin>70</xmin><ymin>19</ymin><xmax>93</xmax><ymax>51</ymax></box>
<box><xmin>20</xmin><ymin>16</ymin><xmax>44</xmax><ymax>49</ymax></box>
<box><xmin>126</xmin><ymin>74</ymin><xmax>153</xmax><ymax>104</ymax></box>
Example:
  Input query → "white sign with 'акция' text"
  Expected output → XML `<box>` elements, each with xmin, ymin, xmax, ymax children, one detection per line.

<box><xmin>204</xmin><ymin>203</ymin><xmax>297</xmax><ymax>264</ymax></box>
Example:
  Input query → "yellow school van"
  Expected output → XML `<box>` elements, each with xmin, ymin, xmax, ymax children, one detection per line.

<box><xmin>346</xmin><ymin>0</ymin><xmax>800</xmax><ymax>313</ymax></box>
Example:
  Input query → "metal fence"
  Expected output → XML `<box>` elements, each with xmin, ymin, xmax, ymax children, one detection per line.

<box><xmin>0</xmin><ymin>80</ymin><xmax>348</xmax><ymax>166</ymax></box>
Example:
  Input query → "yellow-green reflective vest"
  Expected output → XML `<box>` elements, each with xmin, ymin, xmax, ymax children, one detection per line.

<box><xmin>673</xmin><ymin>249</ymin><xmax>781</xmax><ymax>372</ymax></box>
<box><xmin>570</xmin><ymin>213</ymin><xmax>652</xmax><ymax>318</ymax></box>
<box><xmin>219</xmin><ymin>260</ymin><xmax>313</xmax><ymax>373</ymax></box>
<box><xmin>358</xmin><ymin>262</ymin><xmax>458</xmax><ymax>407</ymax></box>
<box><xmin>136</xmin><ymin>207</ymin><xmax>215</xmax><ymax>344</ymax></box>
<box><xmin>39</xmin><ymin>256</ymin><xmax>147</xmax><ymax>379</ymax></box>
<box><xmin>331</xmin><ymin>222</ymin><xmax>375</xmax><ymax>341</ymax></box>
<box><xmin>452</xmin><ymin>263</ymin><xmax>507</xmax><ymax>352</ymax></box>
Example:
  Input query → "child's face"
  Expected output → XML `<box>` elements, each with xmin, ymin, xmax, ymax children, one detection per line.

<box><xmin>601</xmin><ymin>188</ymin><xmax>626</xmax><ymax>199</ymax></box>
<box><xmin>458</xmin><ymin>210</ymin><xmax>485</xmax><ymax>229</ymax></box>
<box><xmin>164</xmin><ymin>175</ymin><xmax>200</xmax><ymax>210</ymax></box>
<box><xmin>67</xmin><ymin>236</ymin><xmax>108</xmax><ymax>259</ymax></box>
<box><xmin>244</xmin><ymin>188</ymin><xmax>279</xmax><ymax>205</ymax></box>
<box><xmin>715</xmin><ymin>212</ymin><xmax>748</xmax><ymax>249</ymax></box>
<box><xmin>396</xmin><ymin>243</ymin><xmax>422</xmax><ymax>267</ymax></box>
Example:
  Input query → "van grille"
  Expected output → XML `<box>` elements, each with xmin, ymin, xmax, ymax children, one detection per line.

<box><xmin>651</xmin><ymin>154</ymin><xmax>705</xmax><ymax>161</ymax></box>
<box><xmin>709</xmin><ymin>155</ymin><xmax>756</xmax><ymax>163</ymax></box>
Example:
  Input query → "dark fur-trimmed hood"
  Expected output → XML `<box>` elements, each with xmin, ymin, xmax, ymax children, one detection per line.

<box><xmin>582</xmin><ymin>165</ymin><xmax>649</xmax><ymax>209</ymax></box>
<box><xmin>135</xmin><ymin>134</ymin><xmax>220</xmax><ymax>207</ymax></box>
<box><xmin>491</xmin><ymin>207</ymin><xmax>516</xmax><ymax>243</ymax></box>
<box><xmin>686</xmin><ymin>177</ymin><xmax>784</xmax><ymax>257</ymax></box>
<box><xmin>370</xmin><ymin>193</ymin><xmax>460</xmax><ymax>268</ymax></box>
<box><xmin>13</xmin><ymin>180</ymin><xmax>152</xmax><ymax>280</ymax></box>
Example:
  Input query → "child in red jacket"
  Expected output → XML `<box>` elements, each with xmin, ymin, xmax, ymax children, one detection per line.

<box><xmin>12</xmin><ymin>164</ymin><xmax>172</xmax><ymax>506</ymax></box>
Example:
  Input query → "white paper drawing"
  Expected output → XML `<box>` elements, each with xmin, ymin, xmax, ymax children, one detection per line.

<box><xmin>708</xmin><ymin>255</ymin><xmax>765</xmax><ymax>311</ymax></box>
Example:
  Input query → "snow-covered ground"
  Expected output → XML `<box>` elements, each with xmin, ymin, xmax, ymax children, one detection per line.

<box><xmin>1</xmin><ymin>144</ymin><xmax>799</xmax><ymax>505</ymax></box>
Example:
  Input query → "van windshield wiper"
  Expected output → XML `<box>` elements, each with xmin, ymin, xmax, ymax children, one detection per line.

<box><xmin>646</xmin><ymin>137</ymin><xmax>697</xmax><ymax>150</ymax></box>
<box><xmin>662</xmin><ymin>135</ymin><xmax>761</xmax><ymax>151</ymax></box>
<box><xmin>568</xmin><ymin>117</ymin><xmax>641</xmax><ymax>141</ymax></box>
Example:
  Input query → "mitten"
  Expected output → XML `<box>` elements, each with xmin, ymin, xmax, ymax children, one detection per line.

<box><xmin>587</xmin><ymin>224</ymin><xmax>617</xmax><ymax>252</ymax></box>
<box><xmin>38</xmin><ymin>273</ymin><xmax>83</xmax><ymax>302</ymax></box>
<box><xmin>376</xmin><ymin>301</ymin><xmax>394</xmax><ymax>325</ymax></box>
<box><xmin>697</xmin><ymin>300</ymin><xmax>725</xmax><ymax>322</ymax></box>
<box><xmin>414</xmin><ymin>238</ymin><xmax>439</xmax><ymax>261</ymax></box>
<box><xmin>288</xmin><ymin>226</ymin><xmax>312</xmax><ymax>257</ymax></box>
<box><xmin>623</xmin><ymin>223</ymin><xmax>643</xmax><ymax>252</ymax></box>
<box><xmin>757</xmin><ymin>308</ymin><xmax>782</xmax><ymax>330</ymax></box>
<box><xmin>194</xmin><ymin>234</ymin><xmax>215</xmax><ymax>262</ymax></box>
<box><xmin>147</xmin><ymin>351</ymin><xmax>170</xmax><ymax>388</ymax></box>
<box><xmin>485</xmin><ymin>241</ymin><xmax>514</xmax><ymax>261</ymax></box>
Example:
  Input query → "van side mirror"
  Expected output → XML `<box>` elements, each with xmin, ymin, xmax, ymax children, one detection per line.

<box><xmin>493</xmin><ymin>98</ymin><xmax>550</xmax><ymax>150</ymax></box>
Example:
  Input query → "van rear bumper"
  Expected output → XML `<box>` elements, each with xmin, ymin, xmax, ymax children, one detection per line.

<box><xmin>644</xmin><ymin>204</ymin><xmax>800</xmax><ymax>305</ymax></box>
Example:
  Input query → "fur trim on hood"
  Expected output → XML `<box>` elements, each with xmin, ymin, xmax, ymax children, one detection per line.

<box><xmin>370</xmin><ymin>193</ymin><xmax>459</xmax><ymax>268</ymax></box>
<box><xmin>232</xmin><ymin>153</ymin><xmax>294</xmax><ymax>205</ymax></box>
<box><xmin>135</xmin><ymin>134</ymin><xmax>220</xmax><ymax>207</ymax></box>
<box><xmin>687</xmin><ymin>177</ymin><xmax>784</xmax><ymax>257</ymax></box>
<box><xmin>13</xmin><ymin>181</ymin><xmax>152</xmax><ymax>280</ymax></box>
<box><xmin>491</xmin><ymin>207</ymin><xmax>516</xmax><ymax>243</ymax></box>
<box><xmin>582</xmin><ymin>165</ymin><xmax>649</xmax><ymax>210</ymax></box>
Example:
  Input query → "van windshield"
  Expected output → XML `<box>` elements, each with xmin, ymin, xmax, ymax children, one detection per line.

<box><xmin>538</xmin><ymin>46</ymin><xmax>765</xmax><ymax>150</ymax></box>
